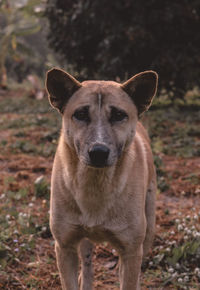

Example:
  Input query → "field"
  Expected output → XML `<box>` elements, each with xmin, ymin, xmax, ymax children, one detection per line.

<box><xmin>0</xmin><ymin>88</ymin><xmax>200</xmax><ymax>289</ymax></box>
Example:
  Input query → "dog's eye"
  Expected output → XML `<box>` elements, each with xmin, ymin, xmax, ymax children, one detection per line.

<box><xmin>109</xmin><ymin>107</ymin><xmax>128</xmax><ymax>123</ymax></box>
<box><xmin>73</xmin><ymin>106</ymin><xmax>90</xmax><ymax>123</ymax></box>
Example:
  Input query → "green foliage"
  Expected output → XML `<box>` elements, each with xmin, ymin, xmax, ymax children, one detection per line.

<box><xmin>0</xmin><ymin>93</ymin><xmax>51</xmax><ymax>114</ymax></box>
<box><xmin>46</xmin><ymin>0</ymin><xmax>200</xmax><ymax>97</ymax></box>
<box><xmin>167</xmin><ymin>240</ymin><xmax>200</xmax><ymax>266</ymax></box>
<box><xmin>148</xmin><ymin>107</ymin><xmax>200</xmax><ymax>158</ymax></box>
<box><xmin>143</xmin><ymin>212</ymin><xmax>200</xmax><ymax>288</ymax></box>
<box><xmin>0</xmin><ymin>0</ymin><xmax>52</xmax><ymax>84</ymax></box>
<box><xmin>0</xmin><ymin>1</ymin><xmax>40</xmax><ymax>82</ymax></box>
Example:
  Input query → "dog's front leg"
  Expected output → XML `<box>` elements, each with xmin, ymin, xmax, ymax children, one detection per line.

<box><xmin>79</xmin><ymin>239</ymin><xmax>93</xmax><ymax>290</ymax></box>
<box><xmin>55</xmin><ymin>242</ymin><xmax>79</xmax><ymax>290</ymax></box>
<box><xmin>119</xmin><ymin>244</ymin><xmax>143</xmax><ymax>290</ymax></box>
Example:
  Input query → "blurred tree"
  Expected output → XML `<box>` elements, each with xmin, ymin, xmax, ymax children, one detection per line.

<box><xmin>45</xmin><ymin>0</ymin><xmax>200</xmax><ymax>97</ymax></box>
<box><xmin>0</xmin><ymin>0</ymin><xmax>48</xmax><ymax>87</ymax></box>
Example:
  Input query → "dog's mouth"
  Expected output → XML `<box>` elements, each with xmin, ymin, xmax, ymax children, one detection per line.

<box><xmin>80</xmin><ymin>157</ymin><xmax>111</xmax><ymax>169</ymax></box>
<box><xmin>80</xmin><ymin>155</ymin><xmax>119</xmax><ymax>169</ymax></box>
<box><xmin>87</xmin><ymin>161</ymin><xmax>110</xmax><ymax>169</ymax></box>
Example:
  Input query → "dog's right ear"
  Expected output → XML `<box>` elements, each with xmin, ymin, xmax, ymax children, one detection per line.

<box><xmin>45</xmin><ymin>68</ymin><xmax>81</xmax><ymax>113</ymax></box>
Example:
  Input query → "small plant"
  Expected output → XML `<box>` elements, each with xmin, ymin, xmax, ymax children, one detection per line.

<box><xmin>144</xmin><ymin>210</ymin><xmax>200</xmax><ymax>288</ymax></box>
<box><xmin>34</xmin><ymin>175</ymin><xmax>50</xmax><ymax>199</ymax></box>
<box><xmin>153</xmin><ymin>155</ymin><xmax>169</xmax><ymax>193</ymax></box>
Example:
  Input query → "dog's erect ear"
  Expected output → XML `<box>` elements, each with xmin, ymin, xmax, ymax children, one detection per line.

<box><xmin>45</xmin><ymin>68</ymin><xmax>81</xmax><ymax>113</ymax></box>
<box><xmin>121</xmin><ymin>71</ymin><xmax>158</xmax><ymax>116</ymax></box>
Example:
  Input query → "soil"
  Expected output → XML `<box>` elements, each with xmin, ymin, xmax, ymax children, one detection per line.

<box><xmin>0</xmin><ymin>89</ymin><xmax>199</xmax><ymax>289</ymax></box>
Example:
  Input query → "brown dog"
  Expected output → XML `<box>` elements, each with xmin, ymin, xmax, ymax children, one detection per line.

<box><xmin>45</xmin><ymin>68</ymin><xmax>158</xmax><ymax>290</ymax></box>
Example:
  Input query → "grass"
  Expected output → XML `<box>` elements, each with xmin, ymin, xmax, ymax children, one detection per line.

<box><xmin>0</xmin><ymin>87</ymin><xmax>200</xmax><ymax>289</ymax></box>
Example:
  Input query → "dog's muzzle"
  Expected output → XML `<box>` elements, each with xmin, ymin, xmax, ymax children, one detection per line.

<box><xmin>88</xmin><ymin>144</ymin><xmax>110</xmax><ymax>168</ymax></box>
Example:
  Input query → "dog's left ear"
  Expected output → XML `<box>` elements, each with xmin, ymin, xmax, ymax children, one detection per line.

<box><xmin>121</xmin><ymin>71</ymin><xmax>158</xmax><ymax>116</ymax></box>
<box><xmin>45</xmin><ymin>68</ymin><xmax>81</xmax><ymax>113</ymax></box>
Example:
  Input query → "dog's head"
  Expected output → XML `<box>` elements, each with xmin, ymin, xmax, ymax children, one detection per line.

<box><xmin>46</xmin><ymin>68</ymin><xmax>158</xmax><ymax>168</ymax></box>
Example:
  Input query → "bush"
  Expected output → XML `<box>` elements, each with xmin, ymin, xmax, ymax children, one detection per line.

<box><xmin>45</xmin><ymin>0</ymin><xmax>200</xmax><ymax>97</ymax></box>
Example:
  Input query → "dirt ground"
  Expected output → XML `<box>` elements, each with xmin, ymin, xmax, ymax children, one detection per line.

<box><xmin>0</xmin><ymin>89</ymin><xmax>199</xmax><ymax>289</ymax></box>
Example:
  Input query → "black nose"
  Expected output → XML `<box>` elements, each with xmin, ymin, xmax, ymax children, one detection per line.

<box><xmin>88</xmin><ymin>144</ymin><xmax>110</xmax><ymax>167</ymax></box>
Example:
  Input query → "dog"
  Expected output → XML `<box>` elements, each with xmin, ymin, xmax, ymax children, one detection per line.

<box><xmin>45</xmin><ymin>68</ymin><xmax>158</xmax><ymax>290</ymax></box>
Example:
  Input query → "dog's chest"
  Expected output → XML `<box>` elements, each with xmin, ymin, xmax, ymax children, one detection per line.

<box><xmin>66</xmin><ymin>166</ymin><xmax>130</xmax><ymax>228</ymax></box>
<box><xmin>74</xmin><ymin>187</ymin><xmax>132</xmax><ymax>231</ymax></box>
<box><xmin>75</xmin><ymin>186</ymin><xmax>115</xmax><ymax>227</ymax></box>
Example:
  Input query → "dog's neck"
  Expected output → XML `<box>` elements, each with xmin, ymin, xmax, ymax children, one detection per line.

<box><xmin>58</xmin><ymin>136</ymin><xmax>134</xmax><ymax>226</ymax></box>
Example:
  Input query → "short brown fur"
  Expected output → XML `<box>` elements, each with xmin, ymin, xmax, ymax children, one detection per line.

<box><xmin>46</xmin><ymin>68</ymin><xmax>158</xmax><ymax>290</ymax></box>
